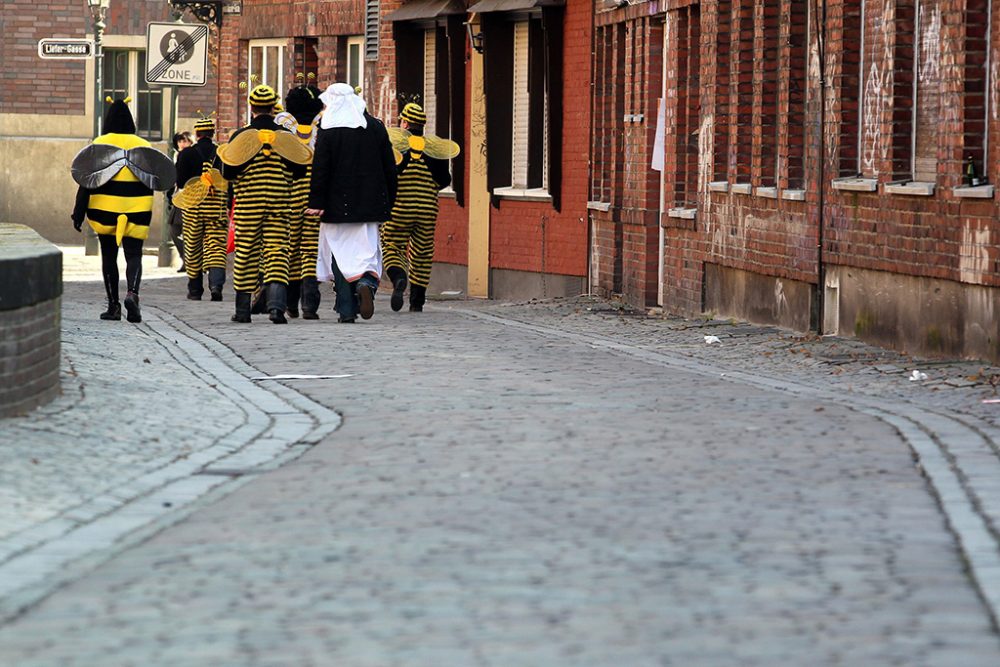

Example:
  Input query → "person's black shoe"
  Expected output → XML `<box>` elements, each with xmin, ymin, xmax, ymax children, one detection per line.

<box><xmin>409</xmin><ymin>304</ymin><xmax>423</xmax><ymax>312</ymax></box>
<box><xmin>286</xmin><ymin>305</ymin><xmax>299</xmax><ymax>318</ymax></box>
<box><xmin>210</xmin><ymin>289</ymin><xmax>223</xmax><ymax>302</ymax></box>
<box><xmin>302</xmin><ymin>311</ymin><xmax>319</xmax><ymax>320</ymax></box>
<box><xmin>100</xmin><ymin>301</ymin><xmax>121</xmax><ymax>321</ymax></box>
<box><xmin>176</xmin><ymin>265</ymin><xmax>186</xmax><ymax>273</ymax></box>
<box><xmin>337</xmin><ymin>316</ymin><xmax>356</xmax><ymax>323</ymax></box>
<box><xmin>357</xmin><ymin>284</ymin><xmax>375</xmax><ymax>320</ymax></box>
<box><xmin>123</xmin><ymin>292</ymin><xmax>141</xmax><ymax>323</ymax></box>
<box><xmin>232</xmin><ymin>291</ymin><xmax>252</xmax><ymax>323</ymax></box>
<box><xmin>187</xmin><ymin>278</ymin><xmax>203</xmax><ymax>300</ymax></box>
<box><xmin>409</xmin><ymin>284</ymin><xmax>426</xmax><ymax>312</ymax></box>
<box><xmin>269</xmin><ymin>308</ymin><xmax>288</xmax><ymax>324</ymax></box>
<box><xmin>390</xmin><ymin>275</ymin><xmax>407</xmax><ymax>312</ymax></box>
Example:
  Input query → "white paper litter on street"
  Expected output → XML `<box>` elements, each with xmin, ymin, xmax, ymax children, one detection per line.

<box><xmin>704</xmin><ymin>335</ymin><xmax>722</xmax><ymax>345</ymax></box>
<box><xmin>908</xmin><ymin>370</ymin><xmax>928</xmax><ymax>382</ymax></box>
<box><xmin>251</xmin><ymin>374</ymin><xmax>354</xmax><ymax>381</ymax></box>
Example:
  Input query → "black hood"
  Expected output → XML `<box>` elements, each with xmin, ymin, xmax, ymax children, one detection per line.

<box><xmin>285</xmin><ymin>86</ymin><xmax>323</xmax><ymax>126</ymax></box>
<box><xmin>103</xmin><ymin>100</ymin><xmax>137</xmax><ymax>134</ymax></box>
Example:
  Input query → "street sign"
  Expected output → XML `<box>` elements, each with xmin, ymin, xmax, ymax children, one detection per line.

<box><xmin>145</xmin><ymin>22</ymin><xmax>209</xmax><ymax>86</ymax></box>
<box><xmin>37</xmin><ymin>38</ymin><xmax>94</xmax><ymax>59</ymax></box>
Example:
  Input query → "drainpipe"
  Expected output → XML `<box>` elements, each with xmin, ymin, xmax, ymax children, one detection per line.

<box><xmin>814</xmin><ymin>0</ymin><xmax>827</xmax><ymax>334</ymax></box>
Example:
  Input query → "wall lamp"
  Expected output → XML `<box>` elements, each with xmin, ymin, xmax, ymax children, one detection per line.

<box><xmin>465</xmin><ymin>21</ymin><xmax>484</xmax><ymax>54</ymax></box>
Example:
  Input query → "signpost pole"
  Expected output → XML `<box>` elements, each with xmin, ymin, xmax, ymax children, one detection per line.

<box><xmin>84</xmin><ymin>10</ymin><xmax>107</xmax><ymax>256</ymax></box>
<box><xmin>159</xmin><ymin>86</ymin><xmax>179</xmax><ymax>268</ymax></box>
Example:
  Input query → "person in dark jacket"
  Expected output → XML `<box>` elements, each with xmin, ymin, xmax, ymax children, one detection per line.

<box><xmin>306</xmin><ymin>83</ymin><xmax>397</xmax><ymax>323</ymax></box>
<box><xmin>168</xmin><ymin>131</ymin><xmax>192</xmax><ymax>273</ymax></box>
<box><xmin>173</xmin><ymin>116</ymin><xmax>227</xmax><ymax>300</ymax></box>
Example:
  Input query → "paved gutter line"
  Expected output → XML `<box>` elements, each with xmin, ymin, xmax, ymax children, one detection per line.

<box><xmin>0</xmin><ymin>307</ymin><xmax>341</xmax><ymax>625</ymax></box>
<box><xmin>458</xmin><ymin>308</ymin><xmax>1000</xmax><ymax>630</ymax></box>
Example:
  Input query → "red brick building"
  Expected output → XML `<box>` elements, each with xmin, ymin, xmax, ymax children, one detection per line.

<box><xmin>213</xmin><ymin>0</ymin><xmax>592</xmax><ymax>299</ymax></box>
<box><xmin>592</xmin><ymin>0</ymin><xmax>1000</xmax><ymax>361</ymax></box>
<box><xmin>0</xmin><ymin>0</ymin><xmax>217</xmax><ymax>245</ymax></box>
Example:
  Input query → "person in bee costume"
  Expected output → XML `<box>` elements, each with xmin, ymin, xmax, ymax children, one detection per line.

<box><xmin>275</xmin><ymin>76</ymin><xmax>324</xmax><ymax>319</ymax></box>
<box><xmin>71</xmin><ymin>96</ymin><xmax>175</xmax><ymax>323</ymax></box>
<box><xmin>382</xmin><ymin>103</ymin><xmax>459</xmax><ymax>312</ymax></box>
<box><xmin>218</xmin><ymin>84</ymin><xmax>310</xmax><ymax>323</ymax></box>
<box><xmin>173</xmin><ymin>114</ymin><xmax>228</xmax><ymax>301</ymax></box>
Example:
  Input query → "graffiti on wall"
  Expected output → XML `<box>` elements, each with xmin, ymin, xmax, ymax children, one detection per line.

<box><xmin>918</xmin><ymin>4</ymin><xmax>941</xmax><ymax>86</ymax></box>
<box><xmin>862</xmin><ymin>0</ymin><xmax>895</xmax><ymax>173</ymax></box>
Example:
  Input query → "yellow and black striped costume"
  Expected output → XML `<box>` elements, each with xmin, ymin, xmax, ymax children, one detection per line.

<box><xmin>80</xmin><ymin>134</ymin><xmax>158</xmax><ymax>243</ymax></box>
<box><xmin>288</xmin><ymin>165</ymin><xmax>320</xmax><ymax>283</ymax></box>
<box><xmin>174</xmin><ymin>152</ymin><xmax>227</xmax><ymax>282</ymax></box>
<box><xmin>382</xmin><ymin>129</ymin><xmax>459</xmax><ymax>289</ymax></box>
<box><xmin>219</xmin><ymin>122</ymin><xmax>310</xmax><ymax>293</ymax></box>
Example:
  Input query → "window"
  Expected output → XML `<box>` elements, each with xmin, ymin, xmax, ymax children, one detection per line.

<box><xmin>103</xmin><ymin>49</ymin><xmax>163</xmax><ymax>140</ymax></box>
<box><xmin>672</xmin><ymin>6</ymin><xmax>701</xmax><ymax>207</ymax></box>
<box><xmin>837</xmin><ymin>0</ymin><xmax>864</xmax><ymax>177</ymax></box>
<box><xmin>784</xmin><ymin>0</ymin><xmax>808</xmax><ymax>189</ymax></box>
<box><xmin>365</xmin><ymin>0</ymin><xmax>380</xmax><ymax>61</ymax></box>
<box><xmin>912</xmin><ymin>0</ymin><xmax>941</xmax><ymax>183</ymax></box>
<box><xmin>483</xmin><ymin>10</ymin><xmax>563</xmax><ymax>205</ymax></box>
<box><xmin>963</xmin><ymin>0</ymin><xmax>991</xmax><ymax>185</ymax></box>
<box><xmin>734</xmin><ymin>0</ymin><xmax>754</xmax><ymax>184</ymax></box>
<box><xmin>713</xmin><ymin>0</ymin><xmax>732</xmax><ymax>183</ymax></box>
<box><xmin>392</xmin><ymin>15</ymin><xmax>467</xmax><ymax>203</ymax></box>
<box><xmin>293</xmin><ymin>37</ymin><xmax>319</xmax><ymax>80</ymax></box>
<box><xmin>510</xmin><ymin>20</ymin><xmax>547</xmax><ymax>190</ymax></box>
<box><xmin>346</xmin><ymin>36</ymin><xmax>364</xmax><ymax>90</ymax></box>
<box><xmin>248</xmin><ymin>39</ymin><xmax>286</xmax><ymax>119</ymax></box>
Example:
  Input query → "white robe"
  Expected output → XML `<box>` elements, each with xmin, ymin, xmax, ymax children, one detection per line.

<box><xmin>317</xmin><ymin>223</ymin><xmax>382</xmax><ymax>284</ymax></box>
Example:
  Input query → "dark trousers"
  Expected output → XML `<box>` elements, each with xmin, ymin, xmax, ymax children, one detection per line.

<box><xmin>98</xmin><ymin>234</ymin><xmax>143</xmax><ymax>302</ymax></box>
<box><xmin>330</xmin><ymin>253</ymin><xmax>377</xmax><ymax>319</ymax></box>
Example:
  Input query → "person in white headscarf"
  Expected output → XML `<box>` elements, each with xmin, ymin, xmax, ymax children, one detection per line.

<box><xmin>306</xmin><ymin>84</ymin><xmax>397</xmax><ymax>322</ymax></box>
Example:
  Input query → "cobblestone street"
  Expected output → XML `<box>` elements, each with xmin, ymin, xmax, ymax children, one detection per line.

<box><xmin>2</xmin><ymin>256</ymin><xmax>1000</xmax><ymax>665</ymax></box>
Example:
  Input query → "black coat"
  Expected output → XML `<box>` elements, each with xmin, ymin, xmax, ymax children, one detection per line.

<box><xmin>308</xmin><ymin>115</ymin><xmax>397</xmax><ymax>224</ymax></box>
<box><xmin>175</xmin><ymin>137</ymin><xmax>218</xmax><ymax>187</ymax></box>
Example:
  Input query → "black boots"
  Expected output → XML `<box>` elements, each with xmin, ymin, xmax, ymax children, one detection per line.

<box><xmin>232</xmin><ymin>291</ymin><xmax>252</xmax><ymax>323</ymax></box>
<box><xmin>301</xmin><ymin>276</ymin><xmax>321</xmax><ymax>319</ymax></box>
<box><xmin>100</xmin><ymin>301</ymin><xmax>121</xmax><ymax>321</ymax></box>
<box><xmin>286</xmin><ymin>279</ymin><xmax>301</xmax><ymax>318</ymax></box>
<box><xmin>409</xmin><ymin>284</ymin><xmax>426</xmax><ymax>312</ymax></box>
<box><xmin>123</xmin><ymin>291</ymin><xmax>141</xmax><ymax>323</ymax></box>
<box><xmin>208</xmin><ymin>267</ymin><xmax>226</xmax><ymax>301</ymax></box>
<box><xmin>388</xmin><ymin>267</ymin><xmax>407</xmax><ymax>312</ymax></box>
<box><xmin>266</xmin><ymin>282</ymin><xmax>288</xmax><ymax>324</ymax></box>
<box><xmin>187</xmin><ymin>277</ymin><xmax>204</xmax><ymax>300</ymax></box>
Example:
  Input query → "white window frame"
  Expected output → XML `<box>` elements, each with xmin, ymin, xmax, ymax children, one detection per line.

<box><xmin>248</xmin><ymin>39</ymin><xmax>286</xmax><ymax>121</ymax></box>
<box><xmin>347</xmin><ymin>36</ymin><xmax>365</xmax><ymax>91</ymax></box>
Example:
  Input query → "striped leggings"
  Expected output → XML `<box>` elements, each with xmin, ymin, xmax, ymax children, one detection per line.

<box><xmin>381</xmin><ymin>213</ymin><xmax>436</xmax><ymax>288</ymax></box>
<box><xmin>181</xmin><ymin>198</ymin><xmax>227</xmax><ymax>280</ymax></box>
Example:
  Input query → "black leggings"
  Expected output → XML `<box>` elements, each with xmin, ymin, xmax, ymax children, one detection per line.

<box><xmin>98</xmin><ymin>234</ymin><xmax>143</xmax><ymax>302</ymax></box>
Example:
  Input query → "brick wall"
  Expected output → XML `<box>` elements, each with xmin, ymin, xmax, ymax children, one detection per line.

<box><xmin>0</xmin><ymin>1</ymin><xmax>88</xmax><ymax>116</ymax></box>
<box><xmin>823</xmin><ymin>0</ymin><xmax>1000</xmax><ymax>291</ymax></box>
<box><xmin>0</xmin><ymin>0</ymin><xmax>215</xmax><ymax>120</ymax></box>
<box><xmin>592</xmin><ymin>0</ymin><xmax>1000</xmax><ymax>358</ymax></box>
<box><xmin>0</xmin><ymin>225</ymin><xmax>62</xmax><ymax>418</ymax></box>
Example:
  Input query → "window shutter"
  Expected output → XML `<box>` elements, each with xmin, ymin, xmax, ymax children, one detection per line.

<box><xmin>483</xmin><ymin>15</ymin><xmax>515</xmax><ymax>203</ymax></box>
<box><xmin>365</xmin><ymin>0</ymin><xmax>380</xmax><ymax>61</ymax></box>
<box><xmin>424</xmin><ymin>29</ymin><xmax>437</xmax><ymax>134</ymax></box>
<box><xmin>913</xmin><ymin>0</ymin><xmax>939</xmax><ymax>182</ymax></box>
<box><xmin>447</xmin><ymin>15</ymin><xmax>466</xmax><ymax>206</ymax></box>
<box><xmin>394</xmin><ymin>24</ymin><xmax>425</xmax><ymax>112</ymax></box>
<box><xmin>542</xmin><ymin>6</ymin><xmax>564</xmax><ymax>211</ymax></box>
<box><xmin>512</xmin><ymin>22</ymin><xmax>531</xmax><ymax>188</ymax></box>
<box><xmin>435</xmin><ymin>25</ymin><xmax>450</xmax><ymax>140</ymax></box>
<box><xmin>527</xmin><ymin>18</ymin><xmax>546</xmax><ymax>189</ymax></box>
